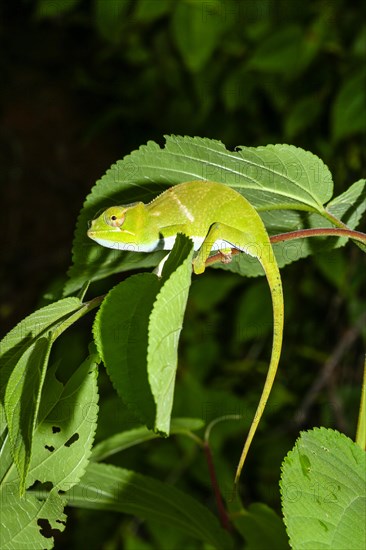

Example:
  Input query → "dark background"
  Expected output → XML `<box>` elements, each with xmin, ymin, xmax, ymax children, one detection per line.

<box><xmin>0</xmin><ymin>1</ymin><xmax>365</xmax><ymax>548</ymax></box>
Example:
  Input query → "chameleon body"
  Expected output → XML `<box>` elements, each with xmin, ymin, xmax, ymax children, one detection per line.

<box><xmin>88</xmin><ymin>180</ymin><xmax>284</xmax><ymax>484</ymax></box>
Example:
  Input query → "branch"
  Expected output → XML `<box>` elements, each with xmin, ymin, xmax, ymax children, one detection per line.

<box><xmin>205</xmin><ymin>227</ymin><xmax>366</xmax><ymax>268</ymax></box>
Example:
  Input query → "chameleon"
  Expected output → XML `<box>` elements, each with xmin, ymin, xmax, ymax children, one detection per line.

<box><xmin>88</xmin><ymin>180</ymin><xmax>284</xmax><ymax>485</ymax></box>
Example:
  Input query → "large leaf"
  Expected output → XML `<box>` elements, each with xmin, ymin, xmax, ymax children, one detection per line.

<box><xmin>280</xmin><ymin>428</ymin><xmax>366</xmax><ymax>549</ymax></box>
<box><xmin>0</xmin><ymin>355</ymin><xmax>98</xmax><ymax>548</ymax></box>
<box><xmin>94</xmin><ymin>235</ymin><xmax>194</xmax><ymax>433</ymax></box>
<box><xmin>67</xmin><ymin>462</ymin><xmax>233</xmax><ymax>549</ymax></box>
<box><xmin>65</xmin><ymin>136</ymin><xmax>345</xmax><ymax>294</ymax></box>
<box><xmin>0</xmin><ymin>298</ymin><xmax>82</xmax><ymax>490</ymax></box>
<box><xmin>93</xmin><ymin>274</ymin><xmax>160</xmax><ymax>429</ymax></box>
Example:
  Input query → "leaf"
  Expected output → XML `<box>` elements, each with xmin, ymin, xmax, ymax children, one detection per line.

<box><xmin>280</xmin><ymin>428</ymin><xmax>366</xmax><ymax>550</ymax></box>
<box><xmin>94</xmin><ymin>235</ymin><xmax>194</xmax><ymax>434</ymax></box>
<box><xmin>0</xmin><ymin>490</ymin><xmax>66</xmax><ymax>549</ymax></box>
<box><xmin>134</xmin><ymin>0</ymin><xmax>172</xmax><ymax>22</ymax></box>
<box><xmin>332</xmin><ymin>71</ymin><xmax>366</xmax><ymax>142</ymax></box>
<box><xmin>93</xmin><ymin>274</ymin><xmax>160</xmax><ymax>429</ymax></box>
<box><xmin>171</xmin><ymin>1</ymin><xmax>224</xmax><ymax>72</ymax></box>
<box><xmin>232</xmin><ymin>503</ymin><xmax>290</xmax><ymax>550</ymax></box>
<box><xmin>326</xmin><ymin>179</ymin><xmax>366</xmax><ymax>229</ymax></box>
<box><xmin>91</xmin><ymin>417</ymin><xmax>204</xmax><ymax>461</ymax></box>
<box><xmin>35</xmin><ymin>0</ymin><xmax>80</xmax><ymax>18</ymax></box>
<box><xmin>94</xmin><ymin>0</ymin><xmax>131</xmax><ymax>43</ymax></box>
<box><xmin>0</xmin><ymin>298</ymin><xmax>82</xmax><ymax>491</ymax></box>
<box><xmin>248</xmin><ymin>26</ymin><xmax>317</xmax><ymax>76</ymax></box>
<box><xmin>26</xmin><ymin>355</ymin><xmax>99</xmax><ymax>491</ymax></box>
<box><xmin>285</xmin><ymin>97</ymin><xmax>321</xmax><ymax>139</ymax></box>
<box><xmin>148</xmin><ymin>235</ymin><xmax>194</xmax><ymax>433</ymax></box>
<box><xmin>65</xmin><ymin>136</ymin><xmax>339</xmax><ymax>294</ymax></box>
<box><xmin>67</xmin><ymin>462</ymin><xmax>233</xmax><ymax>549</ymax></box>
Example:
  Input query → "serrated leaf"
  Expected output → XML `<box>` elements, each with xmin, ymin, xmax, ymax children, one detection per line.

<box><xmin>94</xmin><ymin>274</ymin><xmax>160</xmax><ymax>428</ymax></box>
<box><xmin>67</xmin><ymin>462</ymin><xmax>233</xmax><ymax>549</ymax></box>
<box><xmin>91</xmin><ymin>417</ymin><xmax>203</xmax><ymax>461</ymax></box>
<box><xmin>0</xmin><ymin>490</ymin><xmax>66</xmax><ymax>549</ymax></box>
<box><xmin>25</xmin><ymin>356</ymin><xmax>99</xmax><ymax>491</ymax></box>
<box><xmin>280</xmin><ymin>428</ymin><xmax>366</xmax><ymax>550</ymax></box>
<box><xmin>147</xmin><ymin>235</ymin><xmax>194</xmax><ymax>433</ymax></box>
<box><xmin>65</xmin><ymin>136</ymin><xmax>338</xmax><ymax>294</ymax></box>
<box><xmin>0</xmin><ymin>298</ymin><xmax>82</xmax><ymax>491</ymax></box>
<box><xmin>326</xmin><ymin>179</ymin><xmax>366</xmax><ymax>229</ymax></box>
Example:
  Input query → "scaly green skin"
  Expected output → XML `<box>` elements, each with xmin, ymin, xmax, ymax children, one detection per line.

<box><xmin>88</xmin><ymin>180</ymin><xmax>284</xmax><ymax>485</ymax></box>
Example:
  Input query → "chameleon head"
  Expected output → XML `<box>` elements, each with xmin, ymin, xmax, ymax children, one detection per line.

<box><xmin>87</xmin><ymin>206</ymin><xmax>133</xmax><ymax>249</ymax></box>
<box><xmin>87</xmin><ymin>203</ymin><xmax>154</xmax><ymax>251</ymax></box>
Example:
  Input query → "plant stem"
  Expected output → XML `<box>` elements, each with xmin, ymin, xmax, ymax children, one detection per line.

<box><xmin>203</xmin><ymin>441</ymin><xmax>232</xmax><ymax>532</ymax></box>
<box><xmin>205</xmin><ymin>226</ymin><xmax>366</xmax><ymax>267</ymax></box>
<box><xmin>356</xmin><ymin>358</ymin><xmax>366</xmax><ymax>451</ymax></box>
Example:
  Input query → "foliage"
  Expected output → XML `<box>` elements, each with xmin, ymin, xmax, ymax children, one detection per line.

<box><xmin>1</xmin><ymin>136</ymin><xmax>365</xmax><ymax>548</ymax></box>
<box><xmin>1</xmin><ymin>0</ymin><xmax>365</xmax><ymax>547</ymax></box>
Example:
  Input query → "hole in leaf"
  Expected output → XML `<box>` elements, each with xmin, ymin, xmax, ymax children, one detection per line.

<box><xmin>37</xmin><ymin>518</ymin><xmax>61</xmax><ymax>539</ymax></box>
<box><xmin>52</xmin><ymin>426</ymin><xmax>61</xmax><ymax>433</ymax></box>
<box><xmin>44</xmin><ymin>445</ymin><xmax>55</xmax><ymax>452</ymax></box>
<box><xmin>56</xmin><ymin>519</ymin><xmax>66</xmax><ymax>526</ymax></box>
<box><xmin>28</xmin><ymin>480</ymin><xmax>54</xmax><ymax>492</ymax></box>
<box><xmin>64</xmin><ymin>433</ymin><xmax>79</xmax><ymax>447</ymax></box>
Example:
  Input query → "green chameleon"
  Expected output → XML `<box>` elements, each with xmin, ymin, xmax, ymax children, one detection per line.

<box><xmin>88</xmin><ymin>180</ymin><xmax>284</xmax><ymax>484</ymax></box>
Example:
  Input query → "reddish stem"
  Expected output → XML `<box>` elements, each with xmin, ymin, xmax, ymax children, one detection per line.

<box><xmin>203</xmin><ymin>441</ymin><xmax>232</xmax><ymax>532</ymax></box>
<box><xmin>205</xmin><ymin>226</ymin><xmax>366</xmax><ymax>267</ymax></box>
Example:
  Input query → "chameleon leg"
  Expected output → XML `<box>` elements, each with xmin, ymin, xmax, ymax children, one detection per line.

<box><xmin>192</xmin><ymin>222</ymin><xmax>249</xmax><ymax>274</ymax></box>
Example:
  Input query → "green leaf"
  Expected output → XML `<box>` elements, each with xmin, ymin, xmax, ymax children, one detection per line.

<box><xmin>134</xmin><ymin>0</ymin><xmax>172</xmax><ymax>22</ymax></box>
<box><xmin>248</xmin><ymin>26</ymin><xmax>316</xmax><ymax>76</ymax></box>
<box><xmin>65</xmin><ymin>136</ymin><xmax>340</xmax><ymax>294</ymax></box>
<box><xmin>26</xmin><ymin>356</ymin><xmax>98</xmax><ymax>491</ymax></box>
<box><xmin>326</xmin><ymin>179</ymin><xmax>366</xmax><ymax>229</ymax></box>
<box><xmin>147</xmin><ymin>235</ymin><xmax>194</xmax><ymax>434</ymax></box>
<box><xmin>0</xmin><ymin>490</ymin><xmax>66</xmax><ymax>549</ymax></box>
<box><xmin>232</xmin><ymin>503</ymin><xmax>290</xmax><ymax>550</ymax></box>
<box><xmin>285</xmin><ymin>97</ymin><xmax>321</xmax><ymax>139</ymax></box>
<box><xmin>332</xmin><ymin>71</ymin><xmax>366</xmax><ymax>142</ymax></box>
<box><xmin>91</xmin><ymin>417</ymin><xmax>204</xmax><ymax>461</ymax></box>
<box><xmin>280</xmin><ymin>428</ymin><xmax>366</xmax><ymax>549</ymax></box>
<box><xmin>93</xmin><ymin>274</ymin><xmax>160</xmax><ymax>429</ymax></box>
<box><xmin>94</xmin><ymin>0</ymin><xmax>131</xmax><ymax>43</ymax></box>
<box><xmin>172</xmin><ymin>1</ymin><xmax>224</xmax><ymax>72</ymax></box>
<box><xmin>0</xmin><ymin>298</ymin><xmax>82</xmax><ymax>491</ymax></box>
<box><xmin>94</xmin><ymin>235</ymin><xmax>194</xmax><ymax>434</ymax></box>
<box><xmin>35</xmin><ymin>0</ymin><xmax>80</xmax><ymax>18</ymax></box>
<box><xmin>67</xmin><ymin>462</ymin><xmax>233</xmax><ymax>549</ymax></box>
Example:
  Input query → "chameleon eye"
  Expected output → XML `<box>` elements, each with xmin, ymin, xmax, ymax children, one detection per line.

<box><xmin>104</xmin><ymin>208</ymin><xmax>125</xmax><ymax>228</ymax></box>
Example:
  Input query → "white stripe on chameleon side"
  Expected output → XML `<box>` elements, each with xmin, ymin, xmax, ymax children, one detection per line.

<box><xmin>91</xmin><ymin>237</ymin><xmax>158</xmax><ymax>253</ymax></box>
<box><xmin>92</xmin><ymin>236</ymin><xmax>255</xmax><ymax>256</ymax></box>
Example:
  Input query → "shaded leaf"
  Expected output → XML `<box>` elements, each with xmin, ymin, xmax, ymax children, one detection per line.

<box><xmin>67</xmin><ymin>462</ymin><xmax>233</xmax><ymax>549</ymax></box>
<box><xmin>91</xmin><ymin>417</ymin><xmax>204</xmax><ymax>461</ymax></box>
